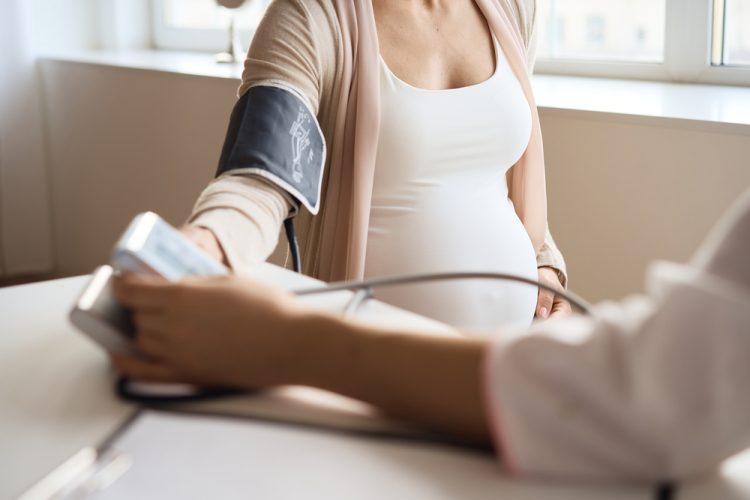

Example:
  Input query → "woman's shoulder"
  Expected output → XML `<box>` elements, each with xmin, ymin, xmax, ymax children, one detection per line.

<box><xmin>238</xmin><ymin>0</ymin><xmax>341</xmax><ymax>109</ymax></box>
<box><xmin>259</xmin><ymin>0</ymin><xmax>340</xmax><ymax>54</ymax></box>
<box><xmin>264</xmin><ymin>0</ymin><xmax>338</xmax><ymax>28</ymax></box>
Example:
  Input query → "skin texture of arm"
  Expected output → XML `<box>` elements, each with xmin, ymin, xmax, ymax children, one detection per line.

<box><xmin>111</xmin><ymin>273</ymin><xmax>492</xmax><ymax>446</ymax></box>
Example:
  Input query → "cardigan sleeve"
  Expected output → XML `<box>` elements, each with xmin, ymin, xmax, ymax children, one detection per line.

<box><xmin>485</xmin><ymin>187</ymin><xmax>750</xmax><ymax>480</ymax></box>
<box><xmin>188</xmin><ymin>175</ymin><xmax>293</xmax><ymax>274</ymax></box>
<box><xmin>511</xmin><ymin>0</ymin><xmax>540</xmax><ymax>72</ymax></box>
<box><xmin>187</xmin><ymin>0</ymin><xmax>336</xmax><ymax>272</ymax></box>
<box><xmin>536</xmin><ymin>226</ymin><xmax>567</xmax><ymax>287</ymax></box>
<box><xmin>237</xmin><ymin>0</ymin><xmax>336</xmax><ymax>108</ymax></box>
<box><xmin>512</xmin><ymin>0</ymin><xmax>569</xmax><ymax>286</ymax></box>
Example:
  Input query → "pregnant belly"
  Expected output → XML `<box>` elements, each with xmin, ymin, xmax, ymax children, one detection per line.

<box><xmin>364</xmin><ymin>176</ymin><xmax>538</xmax><ymax>331</ymax></box>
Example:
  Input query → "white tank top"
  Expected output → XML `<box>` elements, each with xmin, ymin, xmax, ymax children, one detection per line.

<box><xmin>364</xmin><ymin>38</ymin><xmax>538</xmax><ymax>330</ymax></box>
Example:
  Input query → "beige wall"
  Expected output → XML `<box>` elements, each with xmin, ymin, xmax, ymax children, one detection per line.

<box><xmin>541</xmin><ymin>110</ymin><xmax>750</xmax><ymax>301</ymax></box>
<box><xmin>41</xmin><ymin>61</ymin><xmax>237</xmax><ymax>278</ymax></box>
<box><xmin>41</xmin><ymin>60</ymin><xmax>750</xmax><ymax>302</ymax></box>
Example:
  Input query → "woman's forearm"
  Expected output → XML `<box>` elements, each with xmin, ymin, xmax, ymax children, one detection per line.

<box><xmin>188</xmin><ymin>174</ymin><xmax>293</xmax><ymax>272</ymax></box>
<box><xmin>286</xmin><ymin>311</ymin><xmax>493</xmax><ymax>445</ymax></box>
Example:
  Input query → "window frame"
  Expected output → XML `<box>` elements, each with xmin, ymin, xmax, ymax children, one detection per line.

<box><xmin>534</xmin><ymin>0</ymin><xmax>750</xmax><ymax>86</ymax></box>
<box><xmin>151</xmin><ymin>0</ymin><xmax>258</xmax><ymax>53</ymax></box>
<box><xmin>151</xmin><ymin>0</ymin><xmax>750</xmax><ymax>86</ymax></box>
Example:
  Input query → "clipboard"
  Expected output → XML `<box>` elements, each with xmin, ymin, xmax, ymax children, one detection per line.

<box><xmin>23</xmin><ymin>408</ymin><xmax>658</xmax><ymax>500</ymax></box>
<box><xmin>16</xmin><ymin>385</ymin><xmax>468</xmax><ymax>500</ymax></box>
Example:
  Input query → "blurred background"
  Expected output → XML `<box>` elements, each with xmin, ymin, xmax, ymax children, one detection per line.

<box><xmin>1</xmin><ymin>0</ymin><xmax>749</xmax><ymax>303</ymax></box>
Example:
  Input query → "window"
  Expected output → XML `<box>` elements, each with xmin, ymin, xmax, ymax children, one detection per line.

<box><xmin>153</xmin><ymin>0</ymin><xmax>270</xmax><ymax>53</ymax></box>
<box><xmin>535</xmin><ymin>0</ymin><xmax>750</xmax><ymax>86</ymax></box>
<box><xmin>152</xmin><ymin>0</ymin><xmax>750</xmax><ymax>86</ymax></box>
<box><xmin>161</xmin><ymin>0</ymin><xmax>269</xmax><ymax>30</ymax></box>
<box><xmin>714</xmin><ymin>0</ymin><xmax>750</xmax><ymax>66</ymax></box>
<box><xmin>538</xmin><ymin>1</ymin><xmax>666</xmax><ymax>62</ymax></box>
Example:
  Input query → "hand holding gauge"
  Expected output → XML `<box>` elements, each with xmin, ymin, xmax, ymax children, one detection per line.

<box><xmin>70</xmin><ymin>212</ymin><xmax>228</xmax><ymax>354</ymax></box>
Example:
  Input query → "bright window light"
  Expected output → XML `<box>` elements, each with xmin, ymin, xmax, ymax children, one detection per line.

<box><xmin>152</xmin><ymin>0</ymin><xmax>750</xmax><ymax>85</ymax></box>
<box><xmin>717</xmin><ymin>0</ymin><xmax>750</xmax><ymax>66</ymax></box>
<box><xmin>162</xmin><ymin>0</ymin><xmax>269</xmax><ymax>31</ymax></box>
<box><xmin>537</xmin><ymin>0</ymin><xmax>666</xmax><ymax>62</ymax></box>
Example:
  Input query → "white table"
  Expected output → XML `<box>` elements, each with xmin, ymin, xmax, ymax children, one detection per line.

<box><xmin>0</xmin><ymin>264</ymin><xmax>744</xmax><ymax>499</ymax></box>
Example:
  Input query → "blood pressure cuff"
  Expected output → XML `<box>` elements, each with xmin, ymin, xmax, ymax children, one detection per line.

<box><xmin>216</xmin><ymin>85</ymin><xmax>326</xmax><ymax>214</ymax></box>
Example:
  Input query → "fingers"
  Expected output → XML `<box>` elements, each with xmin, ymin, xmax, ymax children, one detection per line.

<box><xmin>130</xmin><ymin>310</ymin><xmax>174</xmax><ymax>360</ymax></box>
<box><xmin>132</xmin><ymin>310</ymin><xmax>169</xmax><ymax>334</ymax></box>
<box><xmin>113</xmin><ymin>273</ymin><xmax>174</xmax><ymax>312</ymax></box>
<box><xmin>536</xmin><ymin>287</ymin><xmax>554</xmax><ymax>319</ymax></box>
<box><xmin>550</xmin><ymin>296</ymin><xmax>573</xmax><ymax>317</ymax></box>
<box><xmin>134</xmin><ymin>329</ymin><xmax>169</xmax><ymax>360</ymax></box>
<box><xmin>537</xmin><ymin>267</ymin><xmax>571</xmax><ymax>319</ymax></box>
<box><xmin>110</xmin><ymin>353</ymin><xmax>182</xmax><ymax>383</ymax></box>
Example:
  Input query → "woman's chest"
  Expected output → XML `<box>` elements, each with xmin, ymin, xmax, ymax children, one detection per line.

<box><xmin>373</xmin><ymin>0</ymin><xmax>496</xmax><ymax>90</ymax></box>
<box><xmin>375</xmin><ymin>63</ymin><xmax>532</xmax><ymax>187</ymax></box>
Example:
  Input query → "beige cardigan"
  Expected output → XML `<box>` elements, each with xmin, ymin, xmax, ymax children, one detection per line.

<box><xmin>190</xmin><ymin>0</ymin><xmax>567</xmax><ymax>285</ymax></box>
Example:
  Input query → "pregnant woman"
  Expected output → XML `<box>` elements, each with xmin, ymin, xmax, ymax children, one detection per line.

<box><xmin>183</xmin><ymin>0</ymin><xmax>570</xmax><ymax>328</ymax></box>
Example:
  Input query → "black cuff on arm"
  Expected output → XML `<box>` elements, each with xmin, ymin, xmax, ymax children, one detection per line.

<box><xmin>216</xmin><ymin>85</ymin><xmax>326</xmax><ymax>214</ymax></box>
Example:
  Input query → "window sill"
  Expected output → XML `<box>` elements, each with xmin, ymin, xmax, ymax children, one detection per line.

<box><xmin>41</xmin><ymin>50</ymin><xmax>750</xmax><ymax>134</ymax></box>
<box><xmin>40</xmin><ymin>49</ymin><xmax>245</xmax><ymax>80</ymax></box>
<box><xmin>533</xmin><ymin>74</ymin><xmax>750</xmax><ymax>134</ymax></box>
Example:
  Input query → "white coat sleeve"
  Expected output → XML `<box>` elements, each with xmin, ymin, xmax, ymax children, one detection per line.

<box><xmin>484</xmin><ymin>266</ymin><xmax>750</xmax><ymax>482</ymax></box>
<box><xmin>484</xmin><ymin>187</ymin><xmax>750</xmax><ymax>482</ymax></box>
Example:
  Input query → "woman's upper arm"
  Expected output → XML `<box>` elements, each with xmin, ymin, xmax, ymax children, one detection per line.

<box><xmin>217</xmin><ymin>0</ymin><xmax>337</xmax><ymax>215</ymax></box>
<box><xmin>237</xmin><ymin>0</ymin><xmax>336</xmax><ymax>109</ymax></box>
<box><xmin>189</xmin><ymin>1</ymin><xmax>338</xmax><ymax>267</ymax></box>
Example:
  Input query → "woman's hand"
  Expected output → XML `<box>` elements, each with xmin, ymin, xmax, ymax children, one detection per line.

<box><xmin>111</xmin><ymin>274</ymin><xmax>308</xmax><ymax>389</ymax></box>
<box><xmin>535</xmin><ymin>267</ymin><xmax>572</xmax><ymax>319</ymax></box>
<box><xmin>179</xmin><ymin>225</ymin><xmax>228</xmax><ymax>266</ymax></box>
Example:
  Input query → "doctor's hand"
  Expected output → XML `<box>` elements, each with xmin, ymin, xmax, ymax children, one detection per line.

<box><xmin>179</xmin><ymin>225</ymin><xmax>228</xmax><ymax>266</ymax></box>
<box><xmin>535</xmin><ymin>267</ymin><xmax>571</xmax><ymax>319</ymax></box>
<box><xmin>111</xmin><ymin>274</ymin><xmax>309</xmax><ymax>389</ymax></box>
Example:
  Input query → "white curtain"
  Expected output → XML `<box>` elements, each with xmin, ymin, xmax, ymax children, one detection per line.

<box><xmin>0</xmin><ymin>0</ymin><xmax>54</xmax><ymax>277</ymax></box>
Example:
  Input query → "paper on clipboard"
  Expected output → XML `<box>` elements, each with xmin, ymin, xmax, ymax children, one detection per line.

<box><xmin>89</xmin><ymin>410</ymin><xmax>650</xmax><ymax>500</ymax></box>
